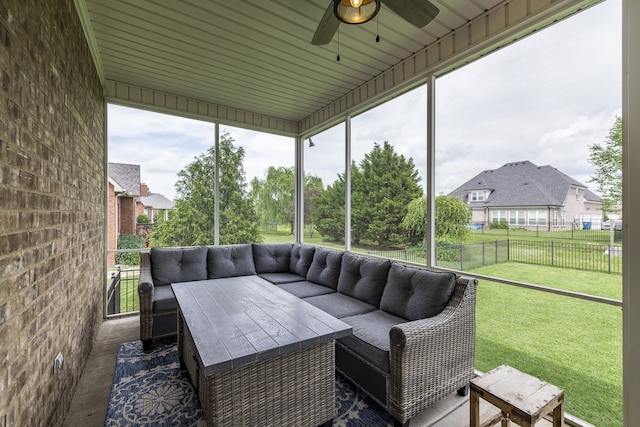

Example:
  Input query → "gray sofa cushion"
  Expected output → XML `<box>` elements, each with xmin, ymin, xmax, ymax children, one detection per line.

<box><xmin>259</xmin><ymin>272</ymin><xmax>305</xmax><ymax>284</ymax></box>
<box><xmin>150</xmin><ymin>246</ymin><xmax>208</xmax><ymax>286</ymax></box>
<box><xmin>306</xmin><ymin>248</ymin><xmax>344</xmax><ymax>289</ymax></box>
<box><xmin>380</xmin><ymin>263</ymin><xmax>457</xmax><ymax>320</ymax></box>
<box><xmin>153</xmin><ymin>284</ymin><xmax>177</xmax><ymax>312</ymax></box>
<box><xmin>277</xmin><ymin>281</ymin><xmax>336</xmax><ymax>298</ymax></box>
<box><xmin>303</xmin><ymin>292</ymin><xmax>377</xmax><ymax>319</ymax></box>
<box><xmin>289</xmin><ymin>243</ymin><xmax>316</xmax><ymax>277</ymax></box>
<box><xmin>337</xmin><ymin>253</ymin><xmax>391</xmax><ymax>307</ymax></box>
<box><xmin>338</xmin><ymin>310</ymin><xmax>407</xmax><ymax>373</ymax></box>
<box><xmin>207</xmin><ymin>244</ymin><xmax>256</xmax><ymax>279</ymax></box>
<box><xmin>252</xmin><ymin>243</ymin><xmax>293</xmax><ymax>273</ymax></box>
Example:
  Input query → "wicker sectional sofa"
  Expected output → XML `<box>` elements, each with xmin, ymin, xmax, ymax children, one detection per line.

<box><xmin>137</xmin><ymin>243</ymin><xmax>477</xmax><ymax>426</ymax></box>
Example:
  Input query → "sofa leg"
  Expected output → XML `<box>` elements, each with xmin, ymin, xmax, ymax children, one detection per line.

<box><xmin>457</xmin><ymin>384</ymin><xmax>470</xmax><ymax>396</ymax></box>
<box><xmin>393</xmin><ymin>419</ymin><xmax>409</xmax><ymax>427</ymax></box>
<box><xmin>142</xmin><ymin>339</ymin><xmax>152</xmax><ymax>351</ymax></box>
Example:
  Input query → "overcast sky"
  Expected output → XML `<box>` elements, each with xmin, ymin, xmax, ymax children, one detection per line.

<box><xmin>108</xmin><ymin>0</ymin><xmax>621</xmax><ymax>202</ymax></box>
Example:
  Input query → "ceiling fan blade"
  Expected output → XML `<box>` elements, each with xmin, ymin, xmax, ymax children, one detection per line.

<box><xmin>382</xmin><ymin>0</ymin><xmax>439</xmax><ymax>28</ymax></box>
<box><xmin>312</xmin><ymin>2</ymin><xmax>340</xmax><ymax>45</ymax></box>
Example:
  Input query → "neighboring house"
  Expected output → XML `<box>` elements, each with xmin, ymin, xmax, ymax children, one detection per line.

<box><xmin>449</xmin><ymin>161</ymin><xmax>602</xmax><ymax>230</ymax></box>
<box><xmin>108</xmin><ymin>163</ymin><xmax>141</xmax><ymax>266</ymax></box>
<box><xmin>108</xmin><ymin>163</ymin><xmax>173</xmax><ymax>266</ymax></box>
<box><xmin>138</xmin><ymin>183</ymin><xmax>174</xmax><ymax>224</ymax></box>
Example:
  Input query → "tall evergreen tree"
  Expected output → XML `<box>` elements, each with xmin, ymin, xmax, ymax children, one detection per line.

<box><xmin>150</xmin><ymin>131</ymin><xmax>260</xmax><ymax>247</ymax></box>
<box><xmin>353</xmin><ymin>142</ymin><xmax>422</xmax><ymax>246</ymax></box>
<box><xmin>313</xmin><ymin>141</ymin><xmax>422</xmax><ymax>246</ymax></box>
<box><xmin>312</xmin><ymin>172</ymin><xmax>348</xmax><ymax>242</ymax></box>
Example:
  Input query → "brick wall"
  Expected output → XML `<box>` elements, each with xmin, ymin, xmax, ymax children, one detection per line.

<box><xmin>0</xmin><ymin>0</ymin><xmax>105</xmax><ymax>425</ymax></box>
<box><xmin>119</xmin><ymin>197</ymin><xmax>136</xmax><ymax>235</ymax></box>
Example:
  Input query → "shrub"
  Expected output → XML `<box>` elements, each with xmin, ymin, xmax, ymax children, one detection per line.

<box><xmin>116</xmin><ymin>234</ymin><xmax>147</xmax><ymax>266</ymax></box>
<box><xmin>436</xmin><ymin>241</ymin><xmax>461</xmax><ymax>262</ymax></box>
<box><xmin>489</xmin><ymin>220</ymin><xmax>508</xmax><ymax>230</ymax></box>
<box><xmin>137</xmin><ymin>214</ymin><xmax>150</xmax><ymax>224</ymax></box>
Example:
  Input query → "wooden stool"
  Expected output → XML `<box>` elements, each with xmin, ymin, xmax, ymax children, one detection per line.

<box><xmin>470</xmin><ymin>365</ymin><xmax>564</xmax><ymax>427</ymax></box>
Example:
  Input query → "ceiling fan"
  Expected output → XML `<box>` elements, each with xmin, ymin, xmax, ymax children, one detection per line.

<box><xmin>312</xmin><ymin>0</ymin><xmax>440</xmax><ymax>45</ymax></box>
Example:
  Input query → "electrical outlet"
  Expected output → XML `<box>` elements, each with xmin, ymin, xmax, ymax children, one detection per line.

<box><xmin>53</xmin><ymin>352</ymin><xmax>64</xmax><ymax>374</ymax></box>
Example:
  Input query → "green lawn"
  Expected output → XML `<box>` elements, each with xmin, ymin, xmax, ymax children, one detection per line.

<box><xmin>107</xmin><ymin>268</ymin><xmax>140</xmax><ymax>313</ymax></box>
<box><xmin>470</xmin><ymin>262</ymin><xmax>622</xmax><ymax>427</ymax></box>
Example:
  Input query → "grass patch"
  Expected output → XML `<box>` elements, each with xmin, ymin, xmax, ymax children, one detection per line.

<box><xmin>470</xmin><ymin>262</ymin><xmax>622</xmax><ymax>300</ymax></box>
<box><xmin>470</xmin><ymin>263</ymin><xmax>622</xmax><ymax>426</ymax></box>
<box><xmin>107</xmin><ymin>268</ymin><xmax>140</xmax><ymax>313</ymax></box>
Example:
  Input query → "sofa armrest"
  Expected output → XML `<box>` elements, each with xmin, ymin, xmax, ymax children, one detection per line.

<box><xmin>137</xmin><ymin>250</ymin><xmax>154</xmax><ymax>341</ymax></box>
<box><xmin>387</xmin><ymin>275</ymin><xmax>477</xmax><ymax>422</ymax></box>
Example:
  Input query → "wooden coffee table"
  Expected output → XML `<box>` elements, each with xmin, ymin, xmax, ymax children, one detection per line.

<box><xmin>172</xmin><ymin>276</ymin><xmax>352</xmax><ymax>426</ymax></box>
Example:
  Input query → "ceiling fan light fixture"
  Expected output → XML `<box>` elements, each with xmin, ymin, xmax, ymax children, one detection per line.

<box><xmin>333</xmin><ymin>0</ymin><xmax>380</xmax><ymax>25</ymax></box>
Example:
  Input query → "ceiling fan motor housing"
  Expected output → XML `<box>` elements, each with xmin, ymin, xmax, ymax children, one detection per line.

<box><xmin>334</xmin><ymin>0</ymin><xmax>380</xmax><ymax>24</ymax></box>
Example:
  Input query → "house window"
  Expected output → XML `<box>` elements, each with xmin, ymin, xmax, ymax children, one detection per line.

<box><xmin>552</xmin><ymin>210</ymin><xmax>565</xmax><ymax>227</ymax></box>
<box><xmin>491</xmin><ymin>211</ymin><xmax>507</xmax><ymax>224</ymax></box>
<box><xmin>470</xmin><ymin>191</ymin><xmax>485</xmax><ymax>201</ymax></box>
<box><xmin>509</xmin><ymin>210</ymin><xmax>525</xmax><ymax>225</ymax></box>
<box><xmin>528</xmin><ymin>210</ymin><xmax>547</xmax><ymax>226</ymax></box>
<box><xmin>575</xmin><ymin>188</ymin><xmax>580</xmax><ymax>201</ymax></box>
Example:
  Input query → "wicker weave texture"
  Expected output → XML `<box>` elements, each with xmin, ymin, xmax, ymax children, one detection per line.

<box><xmin>182</xmin><ymin>326</ymin><xmax>336</xmax><ymax>427</ymax></box>
<box><xmin>137</xmin><ymin>250</ymin><xmax>154</xmax><ymax>341</ymax></box>
<box><xmin>209</xmin><ymin>343</ymin><xmax>335</xmax><ymax>426</ymax></box>
<box><xmin>387</xmin><ymin>276</ymin><xmax>477</xmax><ymax>422</ymax></box>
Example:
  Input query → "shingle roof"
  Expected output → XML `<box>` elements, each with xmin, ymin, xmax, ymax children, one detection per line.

<box><xmin>140</xmin><ymin>192</ymin><xmax>174</xmax><ymax>209</ymax></box>
<box><xmin>108</xmin><ymin>163</ymin><xmax>140</xmax><ymax>196</ymax></box>
<box><xmin>449</xmin><ymin>160</ymin><xmax>601</xmax><ymax>208</ymax></box>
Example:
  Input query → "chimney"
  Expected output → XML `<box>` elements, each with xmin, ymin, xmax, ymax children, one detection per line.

<box><xmin>140</xmin><ymin>183</ymin><xmax>149</xmax><ymax>196</ymax></box>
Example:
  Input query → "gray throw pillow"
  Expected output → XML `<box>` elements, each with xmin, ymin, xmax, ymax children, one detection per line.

<box><xmin>380</xmin><ymin>263</ymin><xmax>456</xmax><ymax>320</ymax></box>
<box><xmin>252</xmin><ymin>243</ymin><xmax>293</xmax><ymax>273</ymax></box>
<box><xmin>207</xmin><ymin>244</ymin><xmax>256</xmax><ymax>279</ymax></box>
<box><xmin>306</xmin><ymin>248</ymin><xmax>344</xmax><ymax>289</ymax></box>
<box><xmin>337</xmin><ymin>252</ymin><xmax>391</xmax><ymax>306</ymax></box>
<box><xmin>150</xmin><ymin>246</ymin><xmax>208</xmax><ymax>286</ymax></box>
<box><xmin>289</xmin><ymin>243</ymin><xmax>316</xmax><ymax>277</ymax></box>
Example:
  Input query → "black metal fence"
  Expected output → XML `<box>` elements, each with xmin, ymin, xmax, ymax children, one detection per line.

<box><xmin>369</xmin><ymin>240</ymin><xmax>622</xmax><ymax>274</ymax></box>
<box><xmin>106</xmin><ymin>268</ymin><xmax>121</xmax><ymax>315</ymax></box>
<box><xmin>106</xmin><ymin>266</ymin><xmax>140</xmax><ymax>315</ymax></box>
<box><xmin>471</xmin><ymin>223</ymin><xmax>622</xmax><ymax>244</ymax></box>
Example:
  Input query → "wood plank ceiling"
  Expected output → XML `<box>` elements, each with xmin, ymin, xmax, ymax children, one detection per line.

<box><xmin>74</xmin><ymin>0</ymin><xmax>594</xmax><ymax>135</ymax></box>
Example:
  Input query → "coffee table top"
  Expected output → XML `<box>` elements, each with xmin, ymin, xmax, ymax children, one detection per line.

<box><xmin>172</xmin><ymin>276</ymin><xmax>352</xmax><ymax>376</ymax></box>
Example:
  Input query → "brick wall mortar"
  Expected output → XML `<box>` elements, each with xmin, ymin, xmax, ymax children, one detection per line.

<box><xmin>0</xmin><ymin>0</ymin><xmax>105</xmax><ymax>426</ymax></box>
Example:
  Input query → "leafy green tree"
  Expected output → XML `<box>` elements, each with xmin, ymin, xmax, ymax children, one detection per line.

<box><xmin>313</xmin><ymin>141</ymin><xmax>422</xmax><ymax>246</ymax></box>
<box><xmin>401</xmin><ymin>197</ymin><xmax>428</xmax><ymax>246</ymax></box>
<box><xmin>401</xmin><ymin>195</ymin><xmax>471</xmax><ymax>245</ymax></box>
<box><xmin>150</xmin><ymin>132</ymin><xmax>261</xmax><ymax>247</ymax></box>
<box><xmin>435</xmin><ymin>194</ymin><xmax>471</xmax><ymax>244</ymax></box>
<box><xmin>250</xmin><ymin>168</ymin><xmax>324</xmax><ymax>234</ymax></box>
<box><xmin>250</xmin><ymin>166</ymin><xmax>295</xmax><ymax>232</ymax></box>
<box><xmin>588</xmin><ymin>116</ymin><xmax>622</xmax><ymax>213</ymax></box>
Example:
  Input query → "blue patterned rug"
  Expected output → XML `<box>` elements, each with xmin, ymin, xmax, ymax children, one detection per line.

<box><xmin>105</xmin><ymin>340</ymin><xmax>394</xmax><ymax>426</ymax></box>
